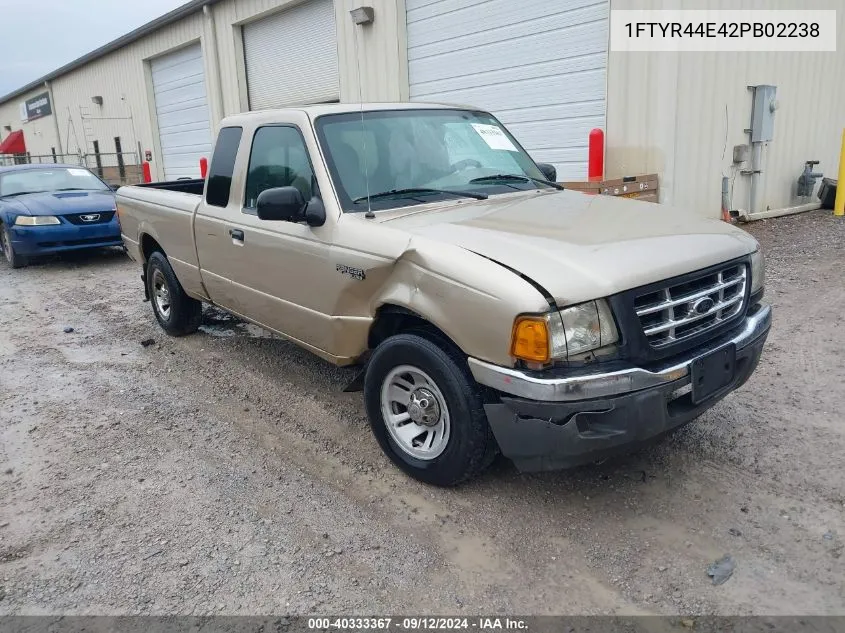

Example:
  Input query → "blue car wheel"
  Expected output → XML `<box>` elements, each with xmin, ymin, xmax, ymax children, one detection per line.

<box><xmin>1</xmin><ymin>224</ymin><xmax>27</xmax><ymax>269</ymax></box>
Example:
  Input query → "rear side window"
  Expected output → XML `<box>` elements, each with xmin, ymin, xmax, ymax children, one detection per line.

<box><xmin>206</xmin><ymin>126</ymin><xmax>242</xmax><ymax>207</ymax></box>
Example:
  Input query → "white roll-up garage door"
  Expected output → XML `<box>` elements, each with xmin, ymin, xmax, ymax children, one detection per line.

<box><xmin>243</xmin><ymin>0</ymin><xmax>339</xmax><ymax>110</ymax></box>
<box><xmin>406</xmin><ymin>0</ymin><xmax>608</xmax><ymax>181</ymax></box>
<box><xmin>150</xmin><ymin>43</ymin><xmax>213</xmax><ymax>180</ymax></box>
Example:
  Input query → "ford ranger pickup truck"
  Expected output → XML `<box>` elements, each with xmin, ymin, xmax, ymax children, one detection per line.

<box><xmin>116</xmin><ymin>103</ymin><xmax>770</xmax><ymax>486</ymax></box>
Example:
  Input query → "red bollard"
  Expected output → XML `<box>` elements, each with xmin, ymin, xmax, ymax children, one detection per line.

<box><xmin>199</xmin><ymin>157</ymin><xmax>208</xmax><ymax>179</ymax></box>
<box><xmin>588</xmin><ymin>128</ymin><xmax>604</xmax><ymax>181</ymax></box>
<box><xmin>142</xmin><ymin>162</ymin><xmax>152</xmax><ymax>183</ymax></box>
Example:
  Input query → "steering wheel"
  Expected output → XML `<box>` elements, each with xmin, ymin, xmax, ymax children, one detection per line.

<box><xmin>451</xmin><ymin>159</ymin><xmax>482</xmax><ymax>172</ymax></box>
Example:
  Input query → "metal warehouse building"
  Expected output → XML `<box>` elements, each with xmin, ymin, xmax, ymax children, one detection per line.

<box><xmin>0</xmin><ymin>0</ymin><xmax>843</xmax><ymax>219</ymax></box>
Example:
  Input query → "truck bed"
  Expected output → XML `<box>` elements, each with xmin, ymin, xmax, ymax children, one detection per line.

<box><xmin>134</xmin><ymin>178</ymin><xmax>205</xmax><ymax>196</ymax></box>
<box><xmin>116</xmin><ymin>180</ymin><xmax>207</xmax><ymax>299</ymax></box>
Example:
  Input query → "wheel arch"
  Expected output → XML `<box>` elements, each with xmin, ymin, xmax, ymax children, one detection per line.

<box><xmin>139</xmin><ymin>232</ymin><xmax>164</xmax><ymax>264</ymax></box>
<box><xmin>368</xmin><ymin>304</ymin><xmax>459</xmax><ymax>352</ymax></box>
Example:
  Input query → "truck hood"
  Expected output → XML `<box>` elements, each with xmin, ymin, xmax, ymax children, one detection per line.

<box><xmin>380</xmin><ymin>189</ymin><xmax>758</xmax><ymax>305</ymax></box>
<box><xmin>10</xmin><ymin>190</ymin><xmax>116</xmax><ymax>216</ymax></box>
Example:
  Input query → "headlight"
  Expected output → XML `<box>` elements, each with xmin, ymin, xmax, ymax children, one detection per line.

<box><xmin>511</xmin><ymin>299</ymin><xmax>618</xmax><ymax>364</ymax></box>
<box><xmin>750</xmin><ymin>249</ymin><xmax>765</xmax><ymax>296</ymax></box>
<box><xmin>15</xmin><ymin>215</ymin><xmax>60</xmax><ymax>226</ymax></box>
<box><xmin>559</xmin><ymin>300</ymin><xmax>618</xmax><ymax>357</ymax></box>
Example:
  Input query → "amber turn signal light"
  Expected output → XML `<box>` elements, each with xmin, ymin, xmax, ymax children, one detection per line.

<box><xmin>510</xmin><ymin>316</ymin><xmax>550</xmax><ymax>363</ymax></box>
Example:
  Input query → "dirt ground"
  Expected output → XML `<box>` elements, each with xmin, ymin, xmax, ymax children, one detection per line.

<box><xmin>1</xmin><ymin>209</ymin><xmax>843</xmax><ymax>616</ymax></box>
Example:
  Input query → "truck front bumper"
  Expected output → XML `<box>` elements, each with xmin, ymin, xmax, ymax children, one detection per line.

<box><xmin>469</xmin><ymin>303</ymin><xmax>771</xmax><ymax>472</ymax></box>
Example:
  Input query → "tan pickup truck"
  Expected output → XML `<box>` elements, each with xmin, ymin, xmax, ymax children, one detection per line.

<box><xmin>116</xmin><ymin>103</ymin><xmax>770</xmax><ymax>486</ymax></box>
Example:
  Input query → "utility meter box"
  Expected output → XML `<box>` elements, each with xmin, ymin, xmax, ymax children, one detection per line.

<box><xmin>750</xmin><ymin>84</ymin><xmax>777</xmax><ymax>143</ymax></box>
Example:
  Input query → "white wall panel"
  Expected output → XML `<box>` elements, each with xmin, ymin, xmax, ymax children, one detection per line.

<box><xmin>607</xmin><ymin>0</ymin><xmax>845</xmax><ymax>218</ymax></box>
<box><xmin>406</xmin><ymin>0</ymin><xmax>609</xmax><ymax>180</ymax></box>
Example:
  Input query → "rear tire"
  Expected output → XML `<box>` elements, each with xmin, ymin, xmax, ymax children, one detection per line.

<box><xmin>1</xmin><ymin>225</ymin><xmax>27</xmax><ymax>269</ymax></box>
<box><xmin>364</xmin><ymin>333</ymin><xmax>498</xmax><ymax>486</ymax></box>
<box><xmin>145</xmin><ymin>251</ymin><xmax>202</xmax><ymax>336</ymax></box>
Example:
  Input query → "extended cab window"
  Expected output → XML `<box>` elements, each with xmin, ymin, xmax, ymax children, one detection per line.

<box><xmin>206</xmin><ymin>126</ymin><xmax>242</xmax><ymax>207</ymax></box>
<box><xmin>244</xmin><ymin>126</ymin><xmax>314</xmax><ymax>211</ymax></box>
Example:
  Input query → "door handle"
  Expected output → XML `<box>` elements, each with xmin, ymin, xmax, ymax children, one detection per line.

<box><xmin>229</xmin><ymin>228</ymin><xmax>244</xmax><ymax>241</ymax></box>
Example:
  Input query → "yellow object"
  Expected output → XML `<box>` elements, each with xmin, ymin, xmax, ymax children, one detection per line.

<box><xmin>511</xmin><ymin>316</ymin><xmax>550</xmax><ymax>363</ymax></box>
<box><xmin>835</xmin><ymin>129</ymin><xmax>845</xmax><ymax>217</ymax></box>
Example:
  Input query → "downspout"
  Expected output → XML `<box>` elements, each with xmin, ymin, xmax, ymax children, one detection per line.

<box><xmin>748</xmin><ymin>140</ymin><xmax>762</xmax><ymax>216</ymax></box>
<box><xmin>45</xmin><ymin>80</ymin><xmax>63</xmax><ymax>155</ymax></box>
<box><xmin>202</xmin><ymin>4</ymin><xmax>225</xmax><ymax>125</ymax></box>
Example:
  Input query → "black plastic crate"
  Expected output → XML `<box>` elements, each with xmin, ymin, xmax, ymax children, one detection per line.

<box><xmin>818</xmin><ymin>177</ymin><xmax>838</xmax><ymax>209</ymax></box>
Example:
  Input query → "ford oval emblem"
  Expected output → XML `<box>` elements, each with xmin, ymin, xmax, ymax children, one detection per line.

<box><xmin>691</xmin><ymin>297</ymin><xmax>715</xmax><ymax>315</ymax></box>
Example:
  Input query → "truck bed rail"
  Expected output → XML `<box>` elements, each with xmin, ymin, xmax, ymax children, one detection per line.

<box><xmin>134</xmin><ymin>178</ymin><xmax>205</xmax><ymax>196</ymax></box>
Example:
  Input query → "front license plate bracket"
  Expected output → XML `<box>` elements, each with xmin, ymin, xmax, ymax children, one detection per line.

<box><xmin>691</xmin><ymin>344</ymin><xmax>736</xmax><ymax>404</ymax></box>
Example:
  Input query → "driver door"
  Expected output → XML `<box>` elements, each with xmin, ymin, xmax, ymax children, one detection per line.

<box><xmin>195</xmin><ymin>124</ymin><xmax>335</xmax><ymax>353</ymax></box>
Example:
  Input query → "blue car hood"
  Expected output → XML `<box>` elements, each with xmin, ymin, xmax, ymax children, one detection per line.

<box><xmin>11</xmin><ymin>190</ymin><xmax>116</xmax><ymax>216</ymax></box>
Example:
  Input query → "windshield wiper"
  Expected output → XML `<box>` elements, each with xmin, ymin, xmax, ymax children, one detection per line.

<box><xmin>353</xmin><ymin>188</ymin><xmax>487</xmax><ymax>204</ymax></box>
<box><xmin>55</xmin><ymin>187</ymin><xmax>96</xmax><ymax>191</ymax></box>
<box><xmin>470</xmin><ymin>174</ymin><xmax>564</xmax><ymax>190</ymax></box>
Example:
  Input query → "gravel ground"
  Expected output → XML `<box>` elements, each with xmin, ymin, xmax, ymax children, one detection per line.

<box><xmin>0</xmin><ymin>209</ymin><xmax>843</xmax><ymax>616</ymax></box>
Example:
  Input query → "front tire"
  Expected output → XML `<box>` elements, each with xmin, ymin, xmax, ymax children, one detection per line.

<box><xmin>145</xmin><ymin>251</ymin><xmax>202</xmax><ymax>336</ymax></box>
<box><xmin>1</xmin><ymin>225</ymin><xmax>27</xmax><ymax>269</ymax></box>
<box><xmin>364</xmin><ymin>333</ymin><xmax>498</xmax><ymax>486</ymax></box>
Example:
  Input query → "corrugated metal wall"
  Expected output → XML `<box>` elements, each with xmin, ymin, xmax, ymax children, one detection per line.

<box><xmin>1</xmin><ymin>0</ymin><xmax>408</xmax><ymax>179</ymax></box>
<box><xmin>208</xmin><ymin>0</ymin><xmax>305</xmax><ymax>118</ymax></box>
<box><xmin>52</xmin><ymin>13</ymin><xmax>204</xmax><ymax>176</ymax></box>
<box><xmin>211</xmin><ymin>0</ymin><xmax>407</xmax><ymax>117</ymax></box>
<box><xmin>334</xmin><ymin>0</ymin><xmax>409</xmax><ymax>103</ymax></box>
<box><xmin>4</xmin><ymin>0</ymin><xmax>843</xmax><ymax>200</ymax></box>
<box><xmin>606</xmin><ymin>0</ymin><xmax>845</xmax><ymax>218</ymax></box>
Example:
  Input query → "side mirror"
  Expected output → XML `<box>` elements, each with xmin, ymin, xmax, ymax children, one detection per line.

<box><xmin>256</xmin><ymin>186</ymin><xmax>307</xmax><ymax>222</ymax></box>
<box><xmin>536</xmin><ymin>163</ymin><xmax>557</xmax><ymax>182</ymax></box>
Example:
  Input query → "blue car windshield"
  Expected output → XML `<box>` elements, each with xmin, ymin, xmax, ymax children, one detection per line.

<box><xmin>0</xmin><ymin>167</ymin><xmax>110</xmax><ymax>197</ymax></box>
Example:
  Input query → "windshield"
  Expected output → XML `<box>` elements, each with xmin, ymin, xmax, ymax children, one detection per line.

<box><xmin>0</xmin><ymin>167</ymin><xmax>110</xmax><ymax>197</ymax></box>
<box><xmin>314</xmin><ymin>109</ymin><xmax>548</xmax><ymax>212</ymax></box>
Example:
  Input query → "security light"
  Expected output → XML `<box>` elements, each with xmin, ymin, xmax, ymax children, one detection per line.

<box><xmin>350</xmin><ymin>6</ymin><xmax>374</xmax><ymax>25</ymax></box>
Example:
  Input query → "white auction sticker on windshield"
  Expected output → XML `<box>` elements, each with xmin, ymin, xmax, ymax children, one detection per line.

<box><xmin>471</xmin><ymin>123</ymin><xmax>518</xmax><ymax>152</ymax></box>
<box><xmin>68</xmin><ymin>168</ymin><xmax>89</xmax><ymax>177</ymax></box>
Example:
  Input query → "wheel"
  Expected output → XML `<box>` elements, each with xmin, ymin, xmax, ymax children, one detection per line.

<box><xmin>0</xmin><ymin>224</ymin><xmax>27</xmax><ymax>269</ymax></box>
<box><xmin>145</xmin><ymin>251</ymin><xmax>202</xmax><ymax>336</ymax></box>
<box><xmin>364</xmin><ymin>333</ymin><xmax>498</xmax><ymax>486</ymax></box>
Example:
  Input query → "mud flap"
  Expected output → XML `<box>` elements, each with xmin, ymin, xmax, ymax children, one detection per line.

<box><xmin>342</xmin><ymin>366</ymin><xmax>367</xmax><ymax>393</ymax></box>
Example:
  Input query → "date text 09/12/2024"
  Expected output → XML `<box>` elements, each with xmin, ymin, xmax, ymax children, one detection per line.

<box><xmin>307</xmin><ymin>618</ymin><xmax>529</xmax><ymax>631</ymax></box>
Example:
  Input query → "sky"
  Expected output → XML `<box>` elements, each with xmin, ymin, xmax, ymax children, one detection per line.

<box><xmin>0</xmin><ymin>0</ymin><xmax>188</xmax><ymax>97</ymax></box>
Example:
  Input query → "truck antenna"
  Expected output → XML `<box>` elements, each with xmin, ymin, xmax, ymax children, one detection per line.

<box><xmin>351</xmin><ymin>3</ymin><xmax>374</xmax><ymax>218</ymax></box>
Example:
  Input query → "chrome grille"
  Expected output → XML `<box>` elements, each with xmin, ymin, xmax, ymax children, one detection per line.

<box><xmin>634</xmin><ymin>263</ymin><xmax>747</xmax><ymax>348</ymax></box>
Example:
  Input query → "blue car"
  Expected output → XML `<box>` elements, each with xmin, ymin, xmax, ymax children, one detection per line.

<box><xmin>0</xmin><ymin>164</ymin><xmax>122</xmax><ymax>268</ymax></box>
